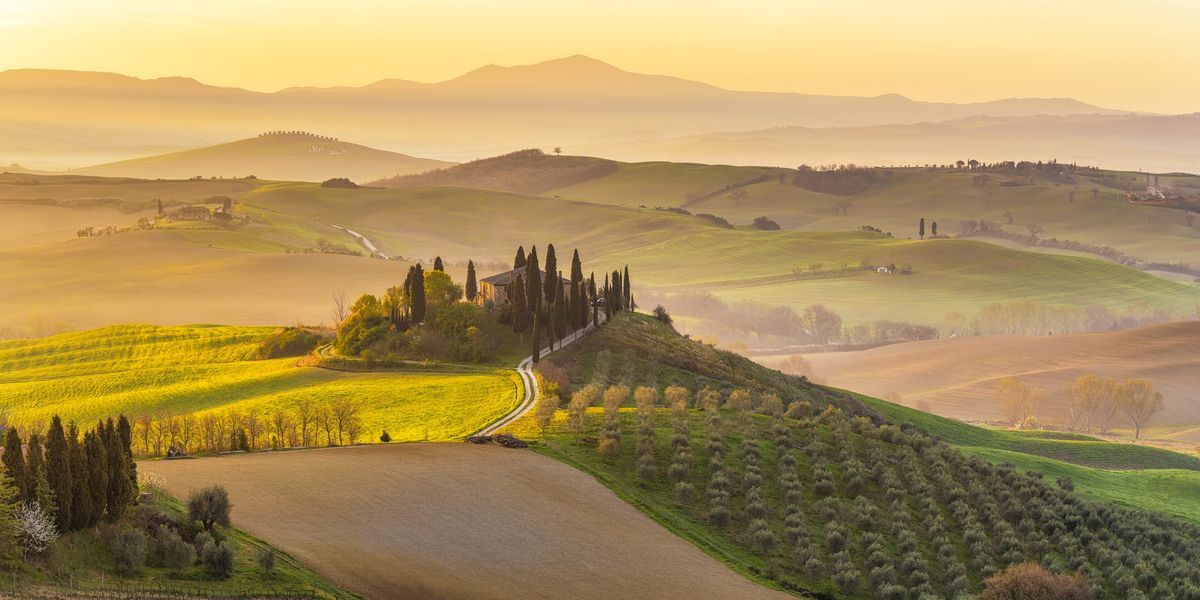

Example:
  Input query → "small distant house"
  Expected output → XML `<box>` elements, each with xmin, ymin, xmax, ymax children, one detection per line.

<box><xmin>478</xmin><ymin>266</ymin><xmax>571</xmax><ymax>305</ymax></box>
<box><xmin>176</xmin><ymin>206</ymin><xmax>211</xmax><ymax>221</ymax></box>
<box><xmin>876</xmin><ymin>266</ymin><xmax>892</xmax><ymax>274</ymax></box>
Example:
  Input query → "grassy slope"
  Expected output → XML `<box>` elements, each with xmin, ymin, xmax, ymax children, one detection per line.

<box><xmin>0</xmin><ymin>325</ymin><xmax>519</xmax><ymax>442</ymax></box>
<box><xmin>858</xmin><ymin>392</ymin><xmax>1200</xmax><ymax>523</ymax></box>
<box><xmin>550</xmin><ymin>165</ymin><xmax>1200</xmax><ymax>265</ymax></box>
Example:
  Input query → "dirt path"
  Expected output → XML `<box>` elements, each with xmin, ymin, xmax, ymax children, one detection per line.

<box><xmin>143</xmin><ymin>445</ymin><xmax>789</xmax><ymax>600</ymax></box>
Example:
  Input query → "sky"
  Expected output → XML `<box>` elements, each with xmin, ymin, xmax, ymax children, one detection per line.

<box><xmin>1</xmin><ymin>0</ymin><xmax>1197</xmax><ymax>114</ymax></box>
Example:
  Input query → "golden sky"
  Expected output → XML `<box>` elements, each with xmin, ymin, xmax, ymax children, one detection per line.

<box><xmin>1</xmin><ymin>0</ymin><xmax>1196</xmax><ymax>113</ymax></box>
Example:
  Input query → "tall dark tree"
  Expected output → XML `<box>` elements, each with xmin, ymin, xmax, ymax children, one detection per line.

<box><xmin>103</xmin><ymin>419</ymin><xmax>131</xmax><ymax>522</ymax></box>
<box><xmin>513</xmin><ymin>246</ymin><xmax>527</xmax><ymax>270</ymax></box>
<box><xmin>46</xmin><ymin>416</ymin><xmax>72</xmax><ymax>531</ymax></box>
<box><xmin>84</xmin><ymin>429</ymin><xmax>107</xmax><ymax>526</ymax></box>
<box><xmin>25</xmin><ymin>432</ymin><xmax>44</xmax><ymax>500</ymax></box>
<box><xmin>932</xmin><ymin>221</ymin><xmax>938</xmax><ymax>237</ymax></box>
<box><xmin>67</xmin><ymin>422</ymin><xmax>92</xmax><ymax>530</ymax></box>
<box><xmin>433</xmin><ymin>256</ymin><xmax>444</xmax><ymax>271</ymax></box>
<box><xmin>465</xmin><ymin>260</ymin><xmax>478</xmax><ymax>302</ymax></box>
<box><xmin>603</xmin><ymin>272</ymin><xmax>613</xmax><ymax>321</ymax></box>
<box><xmin>569</xmin><ymin>250</ymin><xmax>584</xmax><ymax>329</ymax></box>
<box><xmin>531</xmin><ymin>311</ymin><xmax>541</xmax><ymax>364</ymax></box>
<box><xmin>919</xmin><ymin>217</ymin><xmax>926</xmax><ymax>239</ymax></box>
<box><xmin>117</xmin><ymin>415</ymin><xmax>136</xmax><ymax>499</ymax></box>
<box><xmin>543</xmin><ymin>244</ymin><xmax>558</xmax><ymax>304</ymax></box>
<box><xmin>156</xmin><ymin>198</ymin><xmax>164</xmax><ymax>216</ymax></box>
<box><xmin>409</xmin><ymin>264</ymin><xmax>427</xmax><ymax>323</ymax></box>
<box><xmin>611</xmin><ymin>270</ymin><xmax>623</xmax><ymax>314</ymax></box>
<box><xmin>2</xmin><ymin>429</ymin><xmax>26</xmax><ymax>502</ymax></box>
<box><xmin>525</xmin><ymin>248</ymin><xmax>542</xmax><ymax>313</ymax></box>
<box><xmin>589</xmin><ymin>272</ymin><xmax>598</xmax><ymax>325</ymax></box>
<box><xmin>555</xmin><ymin>272</ymin><xmax>568</xmax><ymax>341</ymax></box>
<box><xmin>511</xmin><ymin>275</ymin><xmax>529</xmax><ymax>342</ymax></box>
<box><xmin>622</xmin><ymin>265</ymin><xmax>631</xmax><ymax>311</ymax></box>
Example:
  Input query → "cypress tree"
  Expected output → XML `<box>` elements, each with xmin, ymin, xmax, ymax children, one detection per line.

<box><xmin>569</xmin><ymin>250</ymin><xmax>583</xmax><ymax>329</ymax></box>
<box><xmin>46</xmin><ymin>416</ymin><xmax>72</xmax><ymax>531</ymax></box>
<box><xmin>611</xmin><ymin>270</ymin><xmax>622</xmax><ymax>313</ymax></box>
<box><xmin>919</xmin><ymin>217</ymin><xmax>926</xmax><ymax>239</ymax></box>
<box><xmin>411</xmin><ymin>264</ymin><xmax>426</xmax><ymax>323</ymax></box>
<box><xmin>589</xmin><ymin>273</ymin><xmax>598</xmax><ymax>325</ymax></box>
<box><xmin>68</xmin><ymin>422</ymin><xmax>92</xmax><ymax>530</ymax></box>
<box><xmin>117</xmin><ymin>415</ymin><xmax>137</xmax><ymax>500</ymax></box>
<box><xmin>2</xmin><ymin>428</ymin><xmax>26</xmax><ymax>503</ymax></box>
<box><xmin>555</xmin><ymin>271</ymin><xmax>568</xmax><ymax>341</ymax></box>
<box><xmin>85</xmin><ymin>429</ymin><xmax>107</xmax><ymax>526</ymax></box>
<box><xmin>623</xmin><ymin>265</ymin><xmax>631</xmax><ymax>311</ymax></box>
<box><xmin>531</xmin><ymin>312</ymin><xmax>541</xmax><ymax>364</ymax></box>
<box><xmin>433</xmin><ymin>256</ymin><xmax>444</xmax><ymax>271</ymax></box>
<box><xmin>525</xmin><ymin>248</ymin><xmax>541</xmax><ymax>313</ymax></box>
<box><xmin>0</xmin><ymin>474</ymin><xmax>21</xmax><ymax>570</ymax></box>
<box><xmin>104</xmin><ymin>419</ymin><xmax>131</xmax><ymax>522</ymax></box>
<box><xmin>543</xmin><ymin>244</ymin><xmax>558</xmax><ymax>304</ymax></box>
<box><xmin>465</xmin><ymin>260</ymin><xmax>478</xmax><ymax>302</ymax></box>
<box><xmin>513</xmin><ymin>246</ymin><xmax>527</xmax><ymax>270</ymax></box>
<box><xmin>26</xmin><ymin>432</ymin><xmax>45</xmax><ymax>501</ymax></box>
<box><xmin>603</xmin><ymin>272</ymin><xmax>613</xmax><ymax>321</ymax></box>
<box><xmin>511</xmin><ymin>275</ymin><xmax>529</xmax><ymax>342</ymax></box>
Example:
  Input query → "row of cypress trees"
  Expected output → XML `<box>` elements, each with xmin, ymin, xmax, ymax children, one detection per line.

<box><xmin>508</xmin><ymin>244</ymin><xmax>631</xmax><ymax>361</ymax></box>
<box><xmin>2</xmin><ymin>415</ymin><xmax>137</xmax><ymax>533</ymax></box>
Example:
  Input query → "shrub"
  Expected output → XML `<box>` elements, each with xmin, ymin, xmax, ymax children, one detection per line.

<box><xmin>15</xmin><ymin>502</ymin><xmax>57</xmax><ymax>556</ymax></box>
<box><xmin>202</xmin><ymin>540</ymin><xmax>236</xmax><ymax>579</ymax></box>
<box><xmin>652</xmin><ymin>305</ymin><xmax>673</xmax><ymax>326</ymax></box>
<box><xmin>112</xmin><ymin>528</ymin><xmax>148</xmax><ymax>575</ymax></box>
<box><xmin>674</xmin><ymin>481</ymin><xmax>695</xmax><ymax>505</ymax></box>
<box><xmin>156</xmin><ymin>526</ymin><xmax>195</xmax><ymax>572</ymax></box>
<box><xmin>380</xmin><ymin>430</ymin><xmax>392</xmax><ymax>443</ymax></box>
<box><xmin>979</xmin><ymin>562</ymin><xmax>1093</xmax><ymax>599</ymax></box>
<box><xmin>257</xmin><ymin>547</ymin><xmax>276</xmax><ymax>578</ymax></box>
<box><xmin>748</xmin><ymin>519</ymin><xmax>777</xmax><ymax>553</ymax></box>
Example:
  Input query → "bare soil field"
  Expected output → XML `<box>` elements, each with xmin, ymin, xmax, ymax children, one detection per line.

<box><xmin>761</xmin><ymin>321</ymin><xmax>1200</xmax><ymax>438</ymax></box>
<box><xmin>142</xmin><ymin>444</ymin><xmax>789</xmax><ymax>600</ymax></box>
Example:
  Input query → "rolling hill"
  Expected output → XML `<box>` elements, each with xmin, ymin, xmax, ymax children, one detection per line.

<box><xmin>761</xmin><ymin>321</ymin><xmax>1200</xmax><ymax>438</ymax></box>
<box><xmin>77</xmin><ymin>132</ymin><xmax>451</xmax><ymax>183</ymax></box>
<box><xmin>0</xmin><ymin>56</ymin><xmax>1134</xmax><ymax>168</ymax></box>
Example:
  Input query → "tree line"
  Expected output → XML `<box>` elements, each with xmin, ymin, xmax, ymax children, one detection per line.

<box><xmin>129</xmin><ymin>399</ymin><xmax>366</xmax><ymax>457</ymax></box>
<box><xmin>996</xmin><ymin>375</ymin><xmax>1165</xmax><ymax>439</ymax></box>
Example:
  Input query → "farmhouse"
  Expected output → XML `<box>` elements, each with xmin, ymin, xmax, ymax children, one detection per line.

<box><xmin>478</xmin><ymin>266</ymin><xmax>571</xmax><ymax>305</ymax></box>
<box><xmin>176</xmin><ymin>206</ymin><xmax>211</xmax><ymax>221</ymax></box>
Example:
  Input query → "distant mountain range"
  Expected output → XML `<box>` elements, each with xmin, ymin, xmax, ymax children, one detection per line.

<box><xmin>0</xmin><ymin>55</ymin><xmax>1143</xmax><ymax>169</ymax></box>
<box><xmin>74</xmin><ymin>132</ymin><xmax>451</xmax><ymax>182</ymax></box>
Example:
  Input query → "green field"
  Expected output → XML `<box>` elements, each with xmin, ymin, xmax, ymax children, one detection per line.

<box><xmin>0</xmin><ymin>325</ymin><xmax>520</xmax><ymax>443</ymax></box>
<box><xmin>550</xmin><ymin>164</ymin><xmax>1200</xmax><ymax>266</ymax></box>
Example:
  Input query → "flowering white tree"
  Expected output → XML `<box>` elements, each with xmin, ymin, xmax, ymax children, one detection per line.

<box><xmin>15</xmin><ymin>502</ymin><xmax>57</xmax><ymax>556</ymax></box>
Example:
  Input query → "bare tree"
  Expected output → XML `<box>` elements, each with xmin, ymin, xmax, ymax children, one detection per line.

<box><xmin>200</xmin><ymin>413</ymin><xmax>218</xmax><ymax>452</ymax></box>
<box><xmin>1066</xmin><ymin>374</ymin><xmax>1115</xmax><ymax>432</ymax></box>
<box><xmin>212</xmin><ymin>414</ymin><xmax>229</xmax><ymax>452</ymax></box>
<box><xmin>331</xmin><ymin>291</ymin><xmax>349</xmax><ymax>328</ymax></box>
<box><xmin>150</xmin><ymin>416</ymin><xmax>170</xmax><ymax>457</ymax></box>
<box><xmin>166</xmin><ymin>415</ymin><xmax>181</xmax><ymax>453</ymax></box>
<box><xmin>995</xmin><ymin>377</ymin><xmax>1043</xmax><ymax>427</ymax></box>
<box><xmin>1118</xmin><ymin>379</ymin><xmax>1164</xmax><ymax>440</ymax></box>
<box><xmin>271</xmin><ymin>410</ymin><xmax>291</xmax><ymax>448</ymax></box>
<box><xmin>317</xmin><ymin>405</ymin><xmax>335</xmax><ymax>446</ymax></box>
<box><xmin>244</xmin><ymin>409</ymin><xmax>264</xmax><ymax>450</ymax></box>
<box><xmin>294</xmin><ymin>400</ymin><xmax>315</xmax><ymax>447</ymax></box>
<box><xmin>180</xmin><ymin>413</ymin><xmax>196</xmax><ymax>453</ymax></box>
<box><xmin>331</xmin><ymin>399</ymin><xmax>361</xmax><ymax>445</ymax></box>
<box><xmin>138</xmin><ymin>414</ymin><xmax>154</xmax><ymax>455</ymax></box>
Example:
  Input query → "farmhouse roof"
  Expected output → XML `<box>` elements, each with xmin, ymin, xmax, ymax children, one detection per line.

<box><xmin>480</xmin><ymin>265</ymin><xmax>571</xmax><ymax>286</ymax></box>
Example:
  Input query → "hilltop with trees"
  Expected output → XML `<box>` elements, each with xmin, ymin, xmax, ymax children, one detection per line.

<box><xmin>372</xmin><ymin>149</ymin><xmax>618</xmax><ymax>194</ymax></box>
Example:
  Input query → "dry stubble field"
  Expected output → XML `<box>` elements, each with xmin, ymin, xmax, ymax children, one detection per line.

<box><xmin>143</xmin><ymin>444</ymin><xmax>789</xmax><ymax>600</ymax></box>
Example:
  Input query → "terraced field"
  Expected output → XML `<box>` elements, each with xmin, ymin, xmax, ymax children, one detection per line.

<box><xmin>0</xmin><ymin>325</ymin><xmax>519</xmax><ymax>441</ymax></box>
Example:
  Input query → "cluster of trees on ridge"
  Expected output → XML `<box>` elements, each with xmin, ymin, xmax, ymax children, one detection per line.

<box><xmin>334</xmin><ymin>245</ymin><xmax>633</xmax><ymax>364</ymax></box>
<box><xmin>536</xmin><ymin>381</ymin><xmax>1200</xmax><ymax>598</ymax></box>
<box><xmin>996</xmin><ymin>375</ymin><xmax>1166</xmax><ymax>439</ymax></box>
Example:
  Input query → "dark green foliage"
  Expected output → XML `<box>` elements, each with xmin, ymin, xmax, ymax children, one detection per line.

<box><xmin>752</xmin><ymin>216</ymin><xmax>781</xmax><ymax>230</ymax></box>
<box><xmin>112</xmin><ymin>528</ymin><xmax>148</xmax><ymax>575</ymax></box>
<box><xmin>103</xmin><ymin>419</ymin><xmax>132</xmax><ymax>522</ymax></box>
<box><xmin>255</xmin><ymin>327</ymin><xmax>322</xmax><ymax>359</ymax></box>
<box><xmin>0</xmin><ymin>474</ymin><xmax>21</xmax><ymax>569</ymax></box>
<box><xmin>202</xmin><ymin>540</ymin><xmax>236</xmax><ymax>579</ymax></box>
<box><xmin>45</xmin><ymin>417</ymin><xmax>72</xmax><ymax>531</ymax></box>
<box><xmin>379</xmin><ymin>431</ymin><xmax>392</xmax><ymax>443</ymax></box>
<box><xmin>2</xmin><ymin>428</ymin><xmax>26</xmax><ymax>502</ymax></box>
<box><xmin>257</xmin><ymin>547</ymin><xmax>276</xmax><ymax>578</ymax></box>
<box><xmin>570</xmin><ymin>250</ymin><xmax>584</xmax><ymax>329</ymax></box>
<box><xmin>154</xmin><ymin>525</ymin><xmax>195</xmax><ymax>572</ymax></box>
<box><xmin>67</xmin><ymin>423</ymin><xmax>93</xmax><ymax>530</ymax></box>
<box><xmin>513</xmin><ymin>246</ymin><xmax>526</xmax><ymax>270</ymax></box>
<box><xmin>188</xmin><ymin>485</ymin><xmax>232</xmax><ymax>532</ymax></box>
<box><xmin>525</xmin><ymin>248</ymin><xmax>541</xmax><ymax>313</ymax></box>
<box><xmin>433</xmin><ymin>256</ymin><xmax>444</xmax><ymax>271</ymax></box>
<box><xmin>622</xmin><ymin>265</ymin><xmax>631</xmax><ymax>311</ymax></box>
<box><xmin>407</xmin><ymin>264</ymin><xmax>426</xmax><ymax>323</ymax></box>
<box><xmin>543</xmin><ymin>244</ymin><xmax>557</xmax><ymax>304</ymax></box>
<box><xmin>376</xmin><ymin>149</ymin><xmax>617</xmax><ymax>194</ymax></box>
<box><xmin>511</xmin><ymin>274</ymin><xmax>529</xmax><ymax>337</ymax></box>
<box><xmin>84</xmin><ymin>429</ymin><xmax>108</xmax><ymax>525</ymax></box>
<box><xmin>465</xmin><ymin>260</ymin><xmax>478</xmax><ymax>302</ymax></box>
<box><xmin>319</xmin><ymin>177</ymin><xmax>358</xmax><ymax>189</ymax></box>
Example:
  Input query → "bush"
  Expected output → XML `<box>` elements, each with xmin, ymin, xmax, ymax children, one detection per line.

<box><xmin>380</xmin><ymin>430</ymin><xmax>392</xmax><ymax>443</ymax></box>
<box><xmin>112</xmin><ymin>528</ymin><xmax>148</xmax><ymax>575</ymax></box>
<box><xmin>979</xmin><ymin>562</ymin><xmax>1092</xmax><ymax>600</ymax></box>
<box><xmin>155</xmin><ymin>525</ymin><xmax>195</xmax><ymax>572</ymax></box>
<box><xmin>202</xmin><ymin>540</ymin><xmax>236</xmax><ymax>579</ymax></box>
<box><xmin>674</xmin><ymin>481</ymin><xmax>695</xmax><ymax>505</ymax></box>
<box><xmin>256</xmin><ymin>327</ymin><xmax>322</xmax><ymax>359</ymax></box>
<box><xmin>257</xmin><ymin>547</ymin><xmax>276</xmax><ymax>578</ymax></box>
<box><xmin>652</xmin><ymin>305</ymin><xmax>673</xmax><ymax>326</ymax></box>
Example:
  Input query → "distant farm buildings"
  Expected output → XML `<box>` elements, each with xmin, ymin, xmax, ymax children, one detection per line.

<box><xmin>175</xmin><ymin>206</ymin><xmax>211</xmax><ymax>221</ymax></box>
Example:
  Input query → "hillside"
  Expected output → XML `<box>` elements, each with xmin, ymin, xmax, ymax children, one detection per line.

<box><xmin>0</xmin><ymin>324</ymin><xmax>519</xmax><ymax>442</ymax></box>
<box><xmin>373</xmin><ymin>148</ymin><xmax>617</xmax><ymax>193</ymax></box>
<box><xmin>0</xmin><ymin>57</ymin><xmax>1131</xmax><ymax>168</ymax></box>
<box><xmin>764</xmin><ymin>321</ymin><xmax>1200</xmax><ymax>438</ymax></box>
<box><xmin>77</xmin><ymin>132</ymin><xmax>452</xmax><ymax>183</ymax></box>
